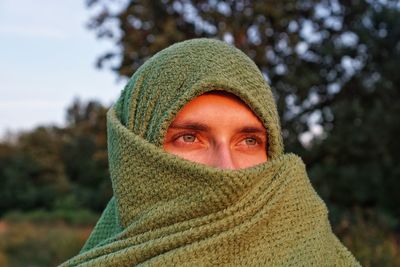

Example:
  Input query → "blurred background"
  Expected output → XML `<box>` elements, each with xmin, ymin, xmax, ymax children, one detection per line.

<box><xmin>0</xmin><ymin>0</ymin><xmax>399</xmax><ymax>266</ymax></box>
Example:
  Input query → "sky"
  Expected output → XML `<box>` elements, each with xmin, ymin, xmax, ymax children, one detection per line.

<box><xmin>0</xmin><ymin>0</ymin><xmax>125</xmax><ymax>138</ymax></box>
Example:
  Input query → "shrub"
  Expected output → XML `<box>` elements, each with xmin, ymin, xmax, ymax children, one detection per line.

<box><xmin>335</xmin><ymin>209</ymin><xmax>400</xmax><ymax>267</ymax></box>
<box><xmin>3</xmin><ymin>209</ymin><xmax>99</xmax><ymax>226</ymax></box>
<box><xmin>0</xmin><ymin>221</ymin><xmax>92</xmax><ymax>267</ymax></box>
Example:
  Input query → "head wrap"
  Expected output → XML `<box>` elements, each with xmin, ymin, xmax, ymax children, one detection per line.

<box><xmin>61</xmin><ymin>39</ymin><xmax>359</xmax><ymax>266</ymax></box>
<box><xmin>115</xmin><ymin>38</ymin><xmax>283</xmax><ymax>158</ymax></box>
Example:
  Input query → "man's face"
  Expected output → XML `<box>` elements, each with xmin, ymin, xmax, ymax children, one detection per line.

<box><xmin>163</xmin><ymin>92</ymin><xmax>268</xmax><ymax>169</ymax></box>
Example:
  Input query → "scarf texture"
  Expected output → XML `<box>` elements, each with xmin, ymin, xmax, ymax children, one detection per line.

<box><xmin>61</xmin><ymin>39</ymin><xmax>359</xmax><ymax>266</ymax></box>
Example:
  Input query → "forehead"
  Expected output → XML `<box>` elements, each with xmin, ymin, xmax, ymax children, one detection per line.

<box><xmin>170</xmin><ymin>91</ymin><xmax>266</xmax><ymax>130</ymax></box>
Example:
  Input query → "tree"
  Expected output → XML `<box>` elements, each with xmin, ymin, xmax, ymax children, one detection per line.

<box><xmin>63</xmin><ymin>99</ymin><xmax>111</xmax><ymax>211</ymax></box>
<box><xmin>85</xmin><ymin>0</ymin><xmax>400</xmax><ymax>218</ymax></box>
<box><xmin>0</xmin><ymin>127</ymin><xmax>69</xmax><ymax>213</ymax></box>
<box><xmin>306</xmin><ymin>3</ymin><xmax>400</xmax><ymax>219</ymax></box>
<box><xmin>0</xmin><ymin>100</ymin><xmax>112</xmax><ymax>214</ymax></box>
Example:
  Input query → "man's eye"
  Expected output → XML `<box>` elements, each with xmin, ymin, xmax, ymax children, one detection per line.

<box><xmin>181</xmin><ymin>134</ymin><xmax>197</xmax><ymax>143</ymax></box>
<box><xmin>242</xmin><ymin>137</ymin><xmax>258</xmax><ymax>146</ymax></box>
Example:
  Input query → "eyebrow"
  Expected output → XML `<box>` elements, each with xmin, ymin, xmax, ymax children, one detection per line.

<box><xmin>169</xmin><ymin>121</ymin><xmax>266</xmax><ymax>134</ymax></box>
<box><xmin>237</xmin><ymin>126</ymin><xmax>266</xmax><ymax>134</ymax></box>
<box><xmin>169</xmin><ymin>122</ymin><xmax>210</xmax><ymax>131</ymax></box>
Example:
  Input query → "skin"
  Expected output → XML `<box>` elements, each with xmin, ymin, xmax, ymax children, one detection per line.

<box><xmin>163</xmin><ymin>91</ymin><xmax>268</xmax><ymax>169</ymax></box>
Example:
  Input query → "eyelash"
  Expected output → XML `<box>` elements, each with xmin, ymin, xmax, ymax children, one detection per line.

<box><xmin>173</xmin><ymin>132</ymin><xmax>198</xmax><ymax>142</ymax></box>
<box><xmin>173</xmin><ymin>132</ymin><xmax>263</xmax><ymax>146</ymax></box>
<box><xmin>241</xmin><ymin>136</ymin><xmax>263</xmax><ymax>146</ymax></box>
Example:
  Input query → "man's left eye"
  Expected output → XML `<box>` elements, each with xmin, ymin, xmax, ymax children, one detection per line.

<box><xmin>242</xmin><ymin>137</ymin><xmax>258</xmax><ymax>146</ymax></box>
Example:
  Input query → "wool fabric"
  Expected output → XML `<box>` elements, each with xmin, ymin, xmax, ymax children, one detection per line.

<box><xmin>60</xmin><ymin>38</ymin><xmax>360</xmax><ymax>266</ymax></box>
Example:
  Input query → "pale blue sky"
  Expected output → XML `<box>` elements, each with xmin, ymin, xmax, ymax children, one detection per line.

<box><xmin>0</xmin><ymin>0</ymin><xmax>125</xmax><ymax>137</ymax></box>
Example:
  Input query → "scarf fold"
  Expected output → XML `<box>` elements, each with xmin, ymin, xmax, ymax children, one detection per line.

<box><xmin>60</xmin><ymin>38</ymin><xmax>359</xmax><ymax>266</ymax></box>
<box><xmin>60</xmin><ymin>107</ymin><xmax>359</xmax><ymax>266</ymax></box>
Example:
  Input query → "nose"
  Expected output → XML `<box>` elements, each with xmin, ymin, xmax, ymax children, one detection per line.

<box><xmin>210</xmin><ymin>143</ymin><xmax>236</xmax><ymax>170</ymax></box>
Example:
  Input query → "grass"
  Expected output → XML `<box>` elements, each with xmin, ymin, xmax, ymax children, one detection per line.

<box><xmin>0</xmin><ymin>209</ymin><xmax>399</xmax><ymax>266</ymax></box>
<box><xmin>0</xmin><ymin>209</ymin><xmax>97</xmax><ymax>267</ymax></box>
<box><xmin>335</xmin><ymin>209</ymin><xmax>400</xmax><ymax>267</ymax></box>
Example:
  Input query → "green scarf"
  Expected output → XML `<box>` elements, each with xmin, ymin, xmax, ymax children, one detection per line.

<box><xmin>61</xmin><ymin>39</ymin><xmax>359</xmax><ymax>266</ymax></box>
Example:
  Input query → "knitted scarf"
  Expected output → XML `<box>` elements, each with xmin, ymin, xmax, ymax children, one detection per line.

<box><xmin>60</xmin><ymin>39</ymin><xmax>359</xmax><ymax>266</ymax></box>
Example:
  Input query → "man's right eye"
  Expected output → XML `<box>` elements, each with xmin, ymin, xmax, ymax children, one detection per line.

<box><xmin>181</xmin><ymin>134</ymin><xmax>197</xmax><ymax>143</ymax></box>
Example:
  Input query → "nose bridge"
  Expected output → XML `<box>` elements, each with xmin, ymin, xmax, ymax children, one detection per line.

<box><xmin>212</xmin><ymin>141</ymin><xmax>235</xmax><ymax>170</ymax></box>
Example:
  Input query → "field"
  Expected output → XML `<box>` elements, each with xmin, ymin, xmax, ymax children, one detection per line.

<box><xmin>0</xmin><ymin>220</ymin><xmax>91</xmax><ymax>267</ymax></box>
<box><xmin>0</xmin><ymin>211</ymin><xmax>399</xmax><ymax>267</ymax></box>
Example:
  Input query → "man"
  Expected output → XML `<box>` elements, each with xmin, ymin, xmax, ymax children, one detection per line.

<box><xmin>163</xmin><ymin>91</ymin><xmax>268</xmax><ymax>169</ymax></box>
<box><xmin>61</xmin><ymin>38</ymin><xmax>359</xmax><ymax>266</ymax></box>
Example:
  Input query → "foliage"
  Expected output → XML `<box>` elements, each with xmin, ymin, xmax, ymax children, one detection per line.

<box><xmin>0</xmin><ymin>211</ymin><xmax>398</xmax><ymax>267</ymax></box>
<box><xmin>0</xmin><ymin>128</ymin><xmax>68</xmax><ymax>213</ymax></box>
<box><xmin>0</xmin><ymin>1</ymin><xmax>399</xmax><ymax>265</ymax></box>
<box><xmin>3</xmin><ymin>209</ymin><xmax>100</xmax><ymax>226</ymax></box>
<box><xmin>85</xmin><ymin>0</ymin><xmax>400</xmax><ymax>219</ymax></box>
<box><xmin>0</xmin><ymin>99</ymin><xmax>112</xmax><ymax>216</ymax></box>
<box><xmin>63</xmin><ymin>99</ymin><xmax>112</xmax><ymax>211</ymax></box>
<box><xmin>0</xmin><ymin>221</ymin><xmax>91</xmax><ymax>267</ymax></box>
<box><xmin>335</xmin><ymin>209</ymin><xmax>400</xmax><ymax>267</ymax></box>
<box><xmin>305</xmin><ymin>3</ymin><xmax>400</xmax><ymax>217</ymax></box>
